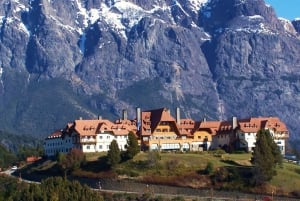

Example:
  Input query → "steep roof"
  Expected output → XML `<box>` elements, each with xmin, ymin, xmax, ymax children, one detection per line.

<box><xmin>264</xmin><ymin>117</ymin><xmax>288</xmax><ymax>132</ymax></box>
<box><xmin>239</xmin><ymin>117</ymin><xmax>288</xmax><ymax>133</ymax></box>
<box><xmin>46</xmin><ymin>130</ymin><xmax>62</xmax><ymax>139</ymax></box>
<box><xmin>140</xmin><ymin>108</ymin><xmax>178</xmax><ymax>135</ymax></box>
<box><xmin>239</xmin><ymin>118</ymin><xmax>261</xmax><ymax>133</ymax></box>
<box><xmin>74</xmin><ymin>119</ymin><xmax>111</xmax><ymax>136</ymax></box>
<box><xmin>73</xmin><ymin>118</ymin><xmax>136</xmax><ymax>136</ymax></box>
<box><xmin>196</xmin><ymin>121</ymin><xmax>221</xmax><ymax>135</ymax></box>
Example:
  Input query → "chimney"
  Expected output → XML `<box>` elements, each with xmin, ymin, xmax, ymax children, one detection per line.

<box><xmin>232</xmin><ymin>116</ymin><xmax>238</xmax><ymax>130</ymax></box>
<box><xmin>122</xmin><ymin>109</ymin><xmax>127</xmax><ymax>120</ymax></box>
<box><xmin>98</xmin><ymin>115</ymin><xmax>102</xmax><ymax>120</ymax></box>
<box><xmin>79</xmin><ymin>117</ymin><xmax>83</xmax><ymax>120</ymax></box>
<box><xmin>176</xmin><ymin>107</ymin><xmax>180</xmax><ymax>125</ymax></box>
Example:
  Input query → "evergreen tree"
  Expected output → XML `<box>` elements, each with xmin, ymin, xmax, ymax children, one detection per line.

<box><xmin>107</xmin><ymin>140</ymin><xmax>121</xmax><ymax>168</ymax></box>
<box><xmin>251</xmin><ymin>129</ymin><xmax>282</xmax><ymax>185</ymax></box>
<box><xmin>124</xmin><ymin>131</ymin><xmax>140</xmax><ymax>160</ymax></box>
<box><xmin>57</xmin><ymin>149</ymin><xmax>86</xmax><ymax>177</ymax></box>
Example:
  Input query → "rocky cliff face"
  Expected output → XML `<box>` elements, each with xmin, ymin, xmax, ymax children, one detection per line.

<box><xmin>0</xmin><ymin>0</ymin><xmax>299</xmax><ymax>139</ymax></box>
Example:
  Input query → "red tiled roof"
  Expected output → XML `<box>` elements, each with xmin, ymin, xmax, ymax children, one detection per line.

<box><xmin>74</xmin><ymin>119</ymin><xmax>111</xmax><ymax>136</ymax></box>
<box><xmin>195</xmin><ymin>121</ymin><xmax>221</xmax><ymax>135</ymax></box>
<box><xmin>46</xmin><ymin>130</ymin><xmax>62</xmax><ymax>139</ymax></box>
<box><xmin>140</xmin><ymin>108</ymin><xmax>179</xmax><ymax>135</ymax></box>
<box><xmin>239</xmin><ymin>117</ymin><xmax>288</xmax><ymax>133</ymax></box>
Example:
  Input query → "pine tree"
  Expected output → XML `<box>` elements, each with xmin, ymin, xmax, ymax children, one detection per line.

<box><xmin>251</xmin><ymin>129</ymin><xmax>282</xmax><ymax>185</ymax></box>
<box><xmin>124</xmin><ymin>131</ymin><xmax>140</xmax><ymax>160</ymax></box>
<box><xmin>107</xmin><ymin>140</ymin><xmax>121</xmax><ymax>168</ymax></box>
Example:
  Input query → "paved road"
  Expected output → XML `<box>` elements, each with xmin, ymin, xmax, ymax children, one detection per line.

<box><xmin>3</xmin><ymin>169</ymin><xmax>300</xmax><ymax>201</ymax></box>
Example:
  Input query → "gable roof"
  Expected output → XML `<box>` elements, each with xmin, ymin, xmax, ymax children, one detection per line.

<box><xmin>196</xmin><ymin>121</ymin><xmax>221</xmax><ymax>135</ymax></box>
<box><xmin>46</xmin><ymin>130</ymin><xmax>62</xmax><ymax>139</ymax></box>
<box><xmin>140</xmin><ymin>108</ymin><xmax>178</xmax><ymax>135</ymax></box>
<box><xmin>74</xmin><ymin>119</ymin><xmax>111</xmax><ymax>136</ymax></box>
<box><xmin>239</xmin><ymin>117</ymin><xmax>288</xmax><ymax>133</ymax></box>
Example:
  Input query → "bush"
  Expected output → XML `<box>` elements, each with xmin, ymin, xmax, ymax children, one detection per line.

<box><xmin>211</xmin><ymin>149</ymin><xmax>226</xmax><ymax>157</ymax></box>
<box><xmin>116</xmin><ymin>168</ymin><xmax>139</xmax><ymax>177</ymax></box>
<box><xmin>204</xmin><ymin>162</ymin><xmax>214</xmax><ymax>175</ymax></box>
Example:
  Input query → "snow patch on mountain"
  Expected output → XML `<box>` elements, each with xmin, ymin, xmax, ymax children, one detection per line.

<box><xmin>279</xmin><ymin>17</ymin><xmax>297</xmax><ymax>35</ymax></box>
<box><xmin>19</xmin><ymin>22</ymin><xmax>31</xmax><ymax>35</ymax></box>
<box><xmin>73</xmin><ymin>0</ymin><xmax>210</xmax><ymax>39</ymax></box>
<box><xmin>0</xmin><ymin>16</ymin><xmax>4</xmax><ymax>25</ymax></box>
<box><xmin>79</xmin><ymin>33</ymin><xmax>86</xmax><ymax>54</ymax></box>
<box><xmin>0</xmin><ymin>67</ymin><xmax>3</xmax><ymax>89</ymax></box>
<box><xmin>189</xmin><ymin>0</ymin><xmax>209</xmax><ymax>12</ymax></box>
<box><xmin>232</xmin><ymin>22</ymin><xmax>276</xmax><ymax>35</ymax></box>
<box><xmin>248</xmin><ymin>15</ymin><xmax>264</xmax><ymax>20</ymax></box>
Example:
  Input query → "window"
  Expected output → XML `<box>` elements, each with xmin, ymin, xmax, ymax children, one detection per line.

<box><xmin>99</xmin><ymin>145</ymin><xmax>102</xmax><ymax>149</ymax></box>
<box><xmin>99</xmin><ymin>136</ymin><xmax>103</xmax><ymax>139</ymax></box>
<box><xmin>87</xmin><ymin>145</ymin><xmax>90</xmax><ymax>149</ymax></box>
<box><xmin>107</xmin><ymin>136</ymin><xmax>110</xmax><ymax>139</ymax></box>
<box><xmin>107</xmin><ymin>145</ymin><xmax>109</xmax><ymax>149</ymax></box>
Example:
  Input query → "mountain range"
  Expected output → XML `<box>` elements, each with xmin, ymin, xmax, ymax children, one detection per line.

<box><xmin>0</xmin><ymin>0</ymin><xmax>300</xmax><ymax>141</ymax></box>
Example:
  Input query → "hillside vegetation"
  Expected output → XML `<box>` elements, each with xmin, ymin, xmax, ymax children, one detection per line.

<box><xmin>21</xmin><ymin>151</ymin><xmax>300</xmax><ymax>198</ymax></box>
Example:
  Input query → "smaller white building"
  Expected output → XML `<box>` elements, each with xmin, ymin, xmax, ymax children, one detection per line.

<box><xmin>212</xmin><ymin>117</ymin><xmax>289</xmax><ymax>154</ymax></box>
<box><xmin>44</xmin><ymin>118</ymin><xmax>137</xmax><ymax>157</ymax></box>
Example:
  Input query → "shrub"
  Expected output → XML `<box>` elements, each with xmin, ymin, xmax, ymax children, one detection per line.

<box><xmin>204</xmin><ymin>162</ymin><xmax>214</xmax><ymax>175</ymax></box>
<box><xmin>212</xmin><ymin>149</ymin><xmax>226</xmax><ymax>157</ymax></box>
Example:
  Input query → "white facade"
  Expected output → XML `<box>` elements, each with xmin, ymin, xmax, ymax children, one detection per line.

<box><xmin>238</xmin><ymin>132</ymin><xmax>257</xmax><ymax>152</ymax></box>
<box><xmin>190</xmin><ymin>141</ymin><xmax>211</xmax><ymax>151</ymax></box>
<box><xmin>95</xmin><ymin>133</ymin><xmax>128</xmax><ymax>152</ymax></box>
<box><xmin>44</xmin><ymin>132</ymin><xmax>129</xmax><ymax>157</ymax></box>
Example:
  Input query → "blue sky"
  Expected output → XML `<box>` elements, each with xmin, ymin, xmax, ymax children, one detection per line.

<box><xmin>265</xmin><ymin>0</ymin><xmax>300</xmax><ymax>20</ymax></box>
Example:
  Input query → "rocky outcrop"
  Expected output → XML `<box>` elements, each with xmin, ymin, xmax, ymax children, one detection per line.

<box><xmin>0</xmin><ymin>0</ymin><xmax>300</xmax><ymax>140</ymax></box>
<box><xmin>292</xmin><ymin>19</ymin><xmax>300</xmax><ymax>33</ymax></box>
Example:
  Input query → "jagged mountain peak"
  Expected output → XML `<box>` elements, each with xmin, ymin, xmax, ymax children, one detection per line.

<box><xmin>292</xmin><ymin>18</ymin><xmax>300</xmax><ymax>34</ymax></box>
<box><xmin>199</xmin><ymin>0</ymin><xmax>284</xmax><ymax>34</ymax></box>
<box><xmin>0</xmin><ymin>0</ymin><xmax>300</xmax><ymax>143</ymax></box>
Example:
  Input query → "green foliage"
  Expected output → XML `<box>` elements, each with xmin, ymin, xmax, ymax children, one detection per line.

<box><xmin>0</xmin><ymin>175</ymin><xmax>103</xmax><ymax>201</ymax></box>
<box><xmin>212</xmin><ymin>149</ymin><xmax>227</xmax><ymax>157</ymax></box>
<box><xmin>204</xmin><ymin>161</ymin><xmax>214</xmax><ymax>175</ymax></box>
<box><xmin>0</xmin><ymin>145</ymin><xmax>17</xmax><ymax>168</ymax></box>
<box><xmin>0</xmin><ymin>130</ymin><xmax>41</xmax><ymax>153</ymax></box>
<box><xmin>123</xmin><ymin>132</ymin><xmax>140</xmax><ymax>161</ymax></box>
<box><xmin>147</xmin><ymin>151</ymin><xmax>161</xmax><ymax>168</ymax></box>
<box><xmin>251</xmin><ymin>129</ymin><xmax>282</xmax><ymax>185</ymax></box>
<box><xmin>17</xmin><ymin>145</ymin><xmax>44</xmax><ymax>161</ymax></box>
<box><xmin>57</xmin><ymin>149</ymin><xmax>86</xmax><ymax>177</ymax></box>
<box><xmin>107</xmin><ymin>140</ymin><xmax>121</xmax><ymax>168</ymax></box>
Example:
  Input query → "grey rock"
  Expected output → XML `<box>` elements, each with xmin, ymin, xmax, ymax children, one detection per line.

<box><xmin>0</xmin><ymin>0</ymin><xmax>299</xmax><ymax>141</ymax></box>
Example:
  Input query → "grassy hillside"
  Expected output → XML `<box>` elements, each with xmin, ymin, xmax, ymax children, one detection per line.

<box><xmin>21</xmin><ymin>151</ymin><xmax>300</xmax><ymax>198</ymax></box>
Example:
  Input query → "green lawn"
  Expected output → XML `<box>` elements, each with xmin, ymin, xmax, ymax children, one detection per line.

<box><xmin>21</xmin><ymin>151</ymin><xmax>300</xmax><ymax>196</ymax></box>
<box><xmin>117</xmin><ymin>151</ymin><xmax>252</xmax><ymax>177</ymax></box>
<box><xmin>271</xmin><ymin>162</ymin><xmax>300</xmax><ymax>193</ymax></box>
